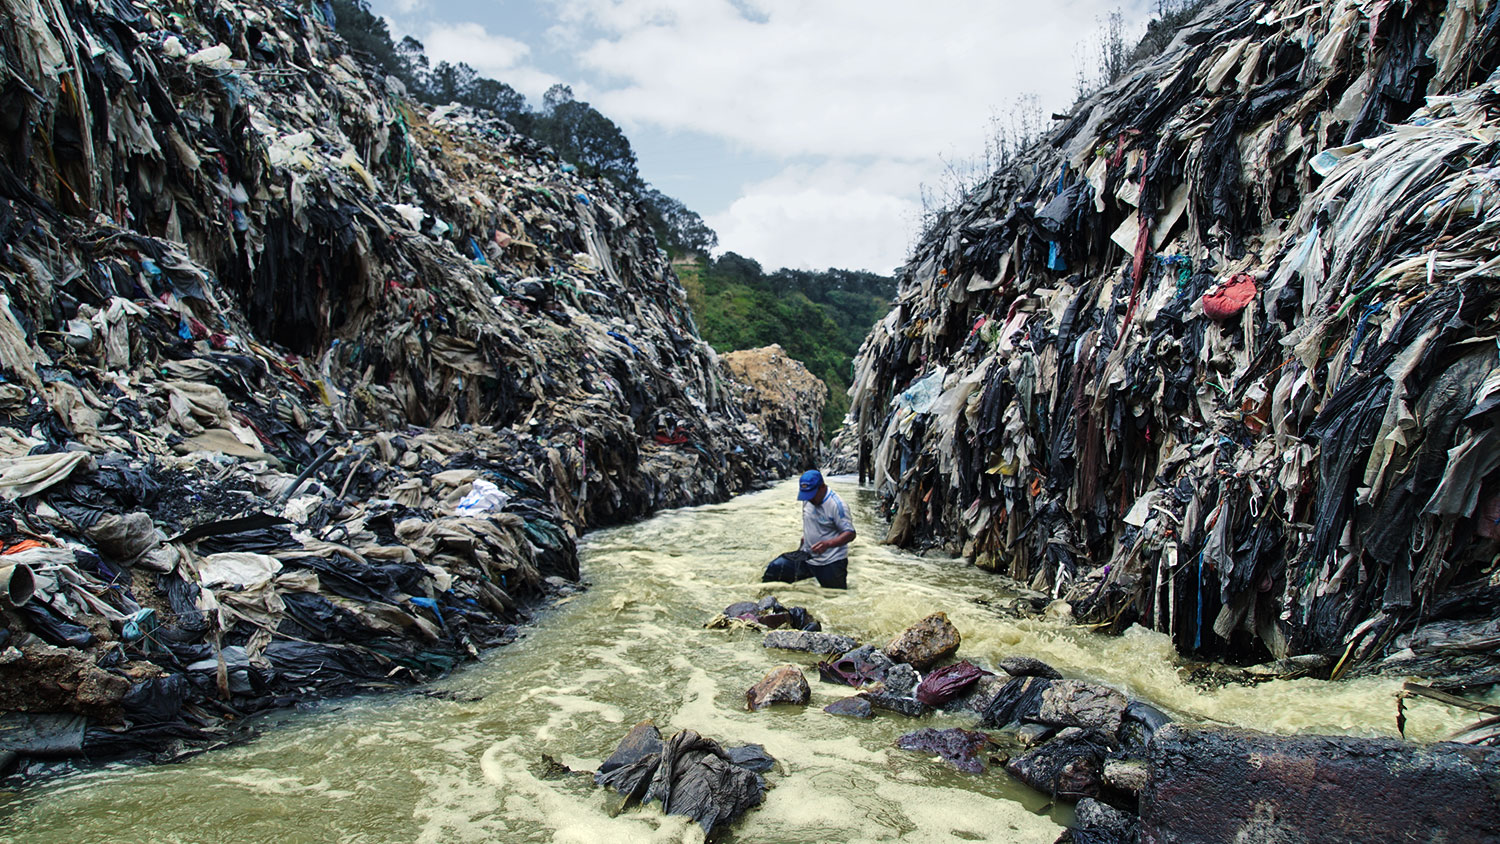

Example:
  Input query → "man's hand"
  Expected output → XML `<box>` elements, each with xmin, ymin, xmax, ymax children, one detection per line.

<box><xmin>808</xmin><ymin>531</ymin><xmax>854</xmax><ymax>556</ymax></box>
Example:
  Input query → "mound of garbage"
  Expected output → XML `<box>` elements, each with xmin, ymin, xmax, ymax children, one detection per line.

<box><xmin>846</xmin><ymin>0</ymin><xmax>1500</xmax><ymax>679</ymax></box>
<box><xmin>722</xmin><ymin>344</ymin><xmax>828</xmax><ymax>470</ymax></box>
<box><xmin>0</xmin><ymin>0</ymin><xmax>820</xmax><ymax>780</ymax></box>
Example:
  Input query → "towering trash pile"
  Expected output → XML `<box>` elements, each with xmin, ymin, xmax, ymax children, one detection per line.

<box><xmin>849</xmin><ymin>0</ymin><xmax>1500</xmax><ymax>676</ymax></box>
<box><xmin>0</xmin><ymin>0</ymin><xmax>820</xmax><ymax>774</ymax></box>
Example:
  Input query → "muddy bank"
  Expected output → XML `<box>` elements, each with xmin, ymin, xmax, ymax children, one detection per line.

<box><xmin>0</xmin><ymin>0</ymin><xmax>822</xmax><ymax>782</ymax></box>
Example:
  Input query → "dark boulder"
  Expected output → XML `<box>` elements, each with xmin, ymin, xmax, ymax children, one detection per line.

<box><xmin>999</xmin><ymin>656</ymin><xmax>1063</xmax><ymax>679</ymax></box>
<box><xmin>1140</xmin><ymin>725</ymin><xmax>1500</xmax><ymax>843</ymax></box>
<box><xmin>1004</xmin><ymin>727</ymin><xmax>1115</xmax><ymax>799</ymax></box>
<box><xmin>763</xmin><ymin>630</ymin><xmax>857</xmax><ymax>655</ymax></box>
<box><xmin>861</xmin><ymin>690</ymin><xmax>926</xmax><ymax>717</ymax></box>
<box><xmin>1059</xmin><ymin>797</ymin><xmax>1139</xmax><ymax>844</ymax></box>
<box><xmin>823</xmin><ymin>697</ymin><xmax>874</xmax><ymax>719</ymax></box>
<box><xmin>895</xmin><ymin>727</ymin><xmax>995</xmax><ymax>774</ymax></box>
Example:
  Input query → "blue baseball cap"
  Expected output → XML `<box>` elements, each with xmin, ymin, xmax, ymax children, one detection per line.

<box><xmin>797</xmin><ymin>469</ymin><xmax>824</xmax><ymax>501</ymax></box>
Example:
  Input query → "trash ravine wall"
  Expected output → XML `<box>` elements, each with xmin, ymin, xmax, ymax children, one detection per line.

<box><xmin>848</xmin><ymin>0</ymin><xmax>1500</xmax><ymax>680</ymax></box>
<box><xmin>0</xmin><ymin>0</ymin><xmax>821</xmax><ymax>779</ymax></box>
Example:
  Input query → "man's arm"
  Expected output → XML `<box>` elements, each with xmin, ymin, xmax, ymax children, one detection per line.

<box><xmin>810</xmin><ymin>530</ymin><xmax>855</xmax><ymax>555</ymax></box>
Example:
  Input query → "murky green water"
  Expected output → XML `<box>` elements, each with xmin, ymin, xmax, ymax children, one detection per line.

<box><xmin>0</xmin><ymin>478</ymin><xmax>1482</xmax><ymax>843</ymax></box>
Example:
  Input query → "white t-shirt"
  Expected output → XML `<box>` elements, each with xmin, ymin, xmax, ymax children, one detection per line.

<box><xmin>801</xmin><ymin>490</ymin><xmax>855</xmax><ymax>566</ymax></box>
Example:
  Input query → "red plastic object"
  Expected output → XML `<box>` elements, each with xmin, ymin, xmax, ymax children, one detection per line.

<box><xmin>1202</xmin><ymin>273</ymin><xmax>1257</xmax><ymax>320</ymax></box>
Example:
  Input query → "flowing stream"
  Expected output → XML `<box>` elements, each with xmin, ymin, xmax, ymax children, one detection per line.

<box><xmin>0</xmin><ymin>478</ymin><xmax>1483</xmax><ymax>843</ymax></box>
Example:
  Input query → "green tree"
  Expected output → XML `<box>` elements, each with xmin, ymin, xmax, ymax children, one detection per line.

<box><xmin>641</xmin><ymin>189</ymin><xmax>718</xmax><ymax>256</ymax></box>
<box><xmin>679</xmin><ymin>254</ymin><xmax>895</xmax><ymax>438</ymax></box>
<box><xmin>429</xmin><ymin>61</ymin><xmax>478</xmax><ymax>104</ymax></box>
<box><xmin>531</xmin><ymin>97</ymin><xmax>641</xmax><ymax>187</ymax></box>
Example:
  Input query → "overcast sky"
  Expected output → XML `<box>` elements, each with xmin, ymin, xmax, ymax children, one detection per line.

<box><xmin>369</xmin><ymin>0</ymin><xmax>1156</xmax><ymax>275</ymax></box>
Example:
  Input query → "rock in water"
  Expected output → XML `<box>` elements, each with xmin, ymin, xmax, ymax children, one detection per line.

<box><xmin>1004</xmin><ymin>727</ymin><xmax>1114</xmax><ymax>798</ymax></box>
<box><xmin>998</xmin><ymin>656</ymin><xmax>1063</xmax><ymax>680</ymax></box>
<box><xmin>823</xmin><ymin>697</ymin><xmax>874</xmax><ymax>719</ymax></box>
<box><xmin>1140</xmin><ymin>725</ymin><xmax>1500</xmax><ymax>843</ymax></box>
<box><xmin>884</xmin><ymin>612</ymin><xmax>961</xmax><ymax>670</ymax></box>
<box><xmin>763</xmin><ymin>630</ymin><xmax>858</xmax><ymax>655</ymax></box>
<box><xmin>746</xmin><ymin>665</ymin><xmax>810</xmax><ymax>711</ymax></box>
<box><xmin>881</xmin><ymin>663</ymin><xmax>921</xmax><ymax>697</ymax></box>
<box><xmin>1038</xmin><ymin>680</ymin><xmax>1127</xmax><ymax>734</ymax></box>
<box><xmin>895</xmin><ymin>727</ymin><xmax>995</xmax><ymax>774</ymax></box>
<box><xmin>861</xmin><ymin>690</ymin><xmax>926</xmax><ymax>717</ymax></box>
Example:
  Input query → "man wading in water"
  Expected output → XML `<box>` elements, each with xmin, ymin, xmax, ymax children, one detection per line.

<box><xmin>762</xmin><ymin>470</ymin><xmax>856</xmax><ymax>589</ymax></box>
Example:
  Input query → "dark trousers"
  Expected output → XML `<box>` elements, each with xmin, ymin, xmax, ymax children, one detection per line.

<box><xmin>762</xmin><ymin>551</ymin><xmax>848</xmax><ymax>589</ymax></box>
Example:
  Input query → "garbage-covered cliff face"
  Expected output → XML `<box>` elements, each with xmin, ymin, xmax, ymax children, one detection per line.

<box><xmin>0</xmin><ymin>0</ymin><xmax>818</xmax><ymax>775</ymax></box>
<box><xmin>1</xmin><ymin>0</ymin><xmax>797</xmax><ymax>523</ymax></box>
<box><xmin>850</xmin><ymin>0</ymin><xmax>1500</xmax><ymax>677</ymax></box>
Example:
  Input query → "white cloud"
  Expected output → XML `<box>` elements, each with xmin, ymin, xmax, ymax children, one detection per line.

<box><xmin>555</xmin><ymin>0</ymin><xmax>1148</xmax><ymax>159</ymax></box>
<box><xmin>539</xmin><ymin>0</ymin><xmax>1152</xmax><ymax>271</ymax></box>
<box><xmin>707</xmin><ymin>161</ymin><xmax>927</xmax><ymax>273</ymax></box>
<box><xmin>408</xmin><ymin>21</ymin><xmax>565</xmax><ymax>100</ymax></box>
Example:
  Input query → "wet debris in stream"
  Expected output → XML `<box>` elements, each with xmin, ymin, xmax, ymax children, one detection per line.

<box><xmin>595</xmin><ymin>721</ymin><xmax>775</xmax><ymax>836</ymax></box>
<box><xmin>709</xmin><ymin>601</ymin><xmax>1500</xmax><ymax>841</ymax></box>
<box><xmin>705</xmin><ymin>595</ymin><xmax>821</xmax><ymax>632</ymax></box>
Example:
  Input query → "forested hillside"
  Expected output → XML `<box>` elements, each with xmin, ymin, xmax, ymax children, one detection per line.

<box><xmin>679</xmin><ymin>255</ymin><xmax>896</xmax><ymax>436</ymax></box>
